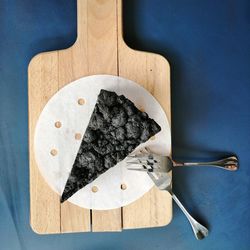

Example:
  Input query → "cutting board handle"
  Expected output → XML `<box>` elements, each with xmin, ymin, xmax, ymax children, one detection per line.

<box><xmin>75</xmin><ymin>0</ymin><xmax>124</xmax><ymax>75</ymax></box>
<box><xmin>76</xmin><ymin>0</ymin><xmax>123</xmax><ymax>44</ymax></box>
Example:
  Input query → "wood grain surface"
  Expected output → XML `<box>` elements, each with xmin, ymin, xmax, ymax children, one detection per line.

<box><xmin>28</xmin><ymin>0</ymin><xmax>172</xmax><ymax>234</ymax></box>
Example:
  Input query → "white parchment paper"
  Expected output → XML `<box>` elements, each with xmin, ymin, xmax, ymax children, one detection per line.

<box><xmin>34</xmin><ymin>75</ymin><xmax>171</xmax><ymax>210</ymax></box>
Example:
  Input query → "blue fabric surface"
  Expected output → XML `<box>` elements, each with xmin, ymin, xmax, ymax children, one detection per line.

<box><xmin>0</xmin><ymin>0</ymin><xmax>250</xmax><ymax>249</ymax></box>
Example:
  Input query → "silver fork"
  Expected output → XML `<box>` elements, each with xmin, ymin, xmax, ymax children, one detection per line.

<box><xmin>126</xmin><ymin>148</ymin><xmax>238</xmax><ymax>239</ymax></box>
<box><xmin>126</xmin><ymin>148</ymin><xmax>239</xmax><ymax>173</ymax></box>
<box><xmin>147</xmin><ymin>171</ymin><xmax>209</xmax><ymax>240</ymax></box>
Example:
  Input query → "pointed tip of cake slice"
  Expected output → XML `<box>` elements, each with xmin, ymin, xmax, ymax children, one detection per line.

<box><xmin>60</xmin><ymin>181</ymin><xmax>78</xmax><ymax>203</ymax></box>
<box><xmin>60</xmin><ymin>191</ymin><xmax>68</xmax><ymax>203</ymax></box>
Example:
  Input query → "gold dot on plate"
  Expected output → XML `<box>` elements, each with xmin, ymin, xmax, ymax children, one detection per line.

<box><xmin>54</xmin><ymin>121</ymin><xmax>62</xmax><ymax>128</ymax></box>
<box><xmin>50</xmin><ymin>149</ymin><xmax>58</xmax><ymax>156</ymax></box>
<box><xmin>78</xmin><ymin>98</ymin><xmax>85</xmax><ymax>105</ymax></box>
<box><xmin>121</xmin><ymin>184</ymin><xmax>127</xmax><ymax>190</ymax></box>
<box><xmin>150</xmin><ymin>135</ymin><xmax>156</xmax><ymax>141</ymax></box>
<box><xmin>75</xmin><ymin>133</ymin><xmax>82</xmax><ymax>140</ymax></box>
<box><xmin>91</xmin><ymin>186</ymin><xmax>98</xmax><ymax>193</ymax></box>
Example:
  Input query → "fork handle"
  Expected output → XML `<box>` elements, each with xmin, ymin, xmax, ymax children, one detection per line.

<box><xmin>173</xmin><ymin>156</ymin><xmax>238</xmax><ymax>171</ymax></box>
<box><xmin>169</xmin><ymin>191</ymin><xmax>209</xmax><ymax>240</ymax></box>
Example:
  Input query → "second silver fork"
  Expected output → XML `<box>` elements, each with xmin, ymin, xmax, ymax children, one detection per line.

<box><xmin>147</xmin><ymin>171</ymin><xmax>209</xmax><ymax>240</ymax></box>
<box><xmin>125</xmin><ymin>148</ymin><xmax>238</xmax><ymax>239</ymax></box>
<box><xmin>126</xmin><ymin>148</ymin><xmax>239</xmax><ymax>173</ymax></box>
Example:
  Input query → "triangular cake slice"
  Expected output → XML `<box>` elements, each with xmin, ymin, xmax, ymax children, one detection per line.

<box><xmin>61</xmin><ymin>89</ymin><xmax>161</xmax><ymax>203</ymax></box>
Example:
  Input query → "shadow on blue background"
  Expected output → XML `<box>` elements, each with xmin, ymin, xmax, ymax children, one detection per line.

<box><xmin>0</xmin><ymin>0</ymin><xmax>250</xmax><ymax>249</ymax></box>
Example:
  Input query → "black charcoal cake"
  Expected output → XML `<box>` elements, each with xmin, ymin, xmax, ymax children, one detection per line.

<box><xmin>61</xmin><ymin>89</ymin><xmax>161</xmax><ymax>202</ymax></box>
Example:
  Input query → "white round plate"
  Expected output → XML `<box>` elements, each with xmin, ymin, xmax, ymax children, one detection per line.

<box><xmin>34</xmin><ymin>75</ymin><xmax>171</xmax><ymax>210</ymax></box>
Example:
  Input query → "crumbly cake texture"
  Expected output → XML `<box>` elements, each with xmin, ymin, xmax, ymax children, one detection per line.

<box><xmin>61</xmin><ymin>89</ymin><xmax>161</xmax><ymax>203</ymax></box>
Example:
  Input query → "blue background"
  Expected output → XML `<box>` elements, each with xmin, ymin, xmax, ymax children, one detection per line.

<box><xmin>0</xmin><ymin>0</ymin><xmax>249</xmax><ymax>249</ymax></box>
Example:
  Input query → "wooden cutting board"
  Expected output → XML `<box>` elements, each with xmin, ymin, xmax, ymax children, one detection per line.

<box><xmin>28</xmin><ymin>0</ymin><xmax>172</xmax><ymax>234</ymax></box>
